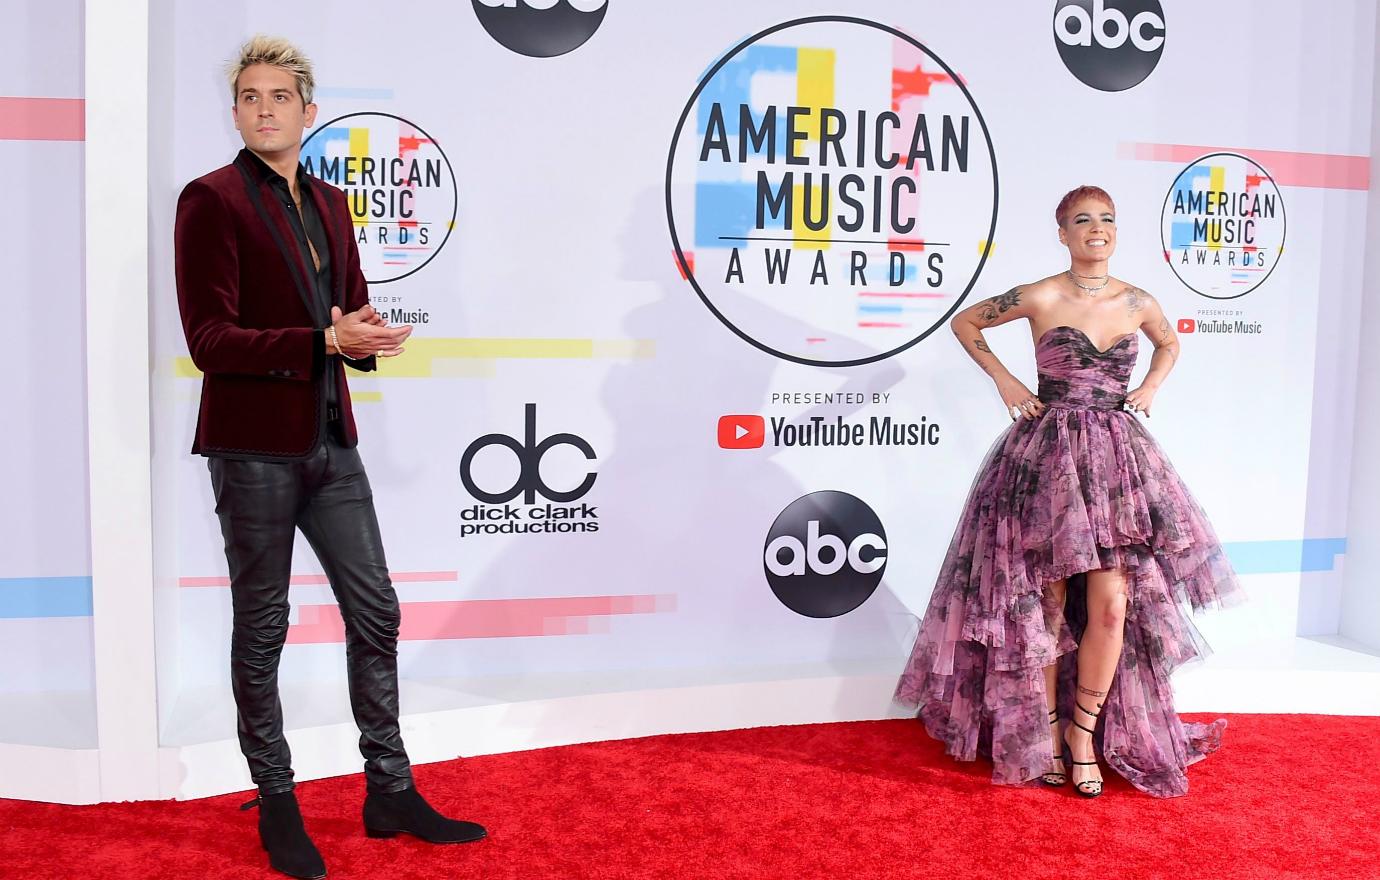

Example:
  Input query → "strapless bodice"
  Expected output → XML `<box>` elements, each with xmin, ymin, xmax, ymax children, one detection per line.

<box><xmin>1035</xmin><ymin>325</ymin><xmax>1137</xmax><ymax>411</ymax></box>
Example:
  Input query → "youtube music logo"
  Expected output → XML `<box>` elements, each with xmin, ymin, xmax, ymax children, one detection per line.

<box><xmin>1177</xmin><ymin>318</ymin><xmax>1195</xmax><ymax>333</ymax></box>
<box><xmin>718</xmin><ymin>414</ymin><xmax>765</xmax><ymax>449</ymax></box>
<box><xmin>718</xmin><ymin>411</ymin><xmax>941</xmax><ymax>450</ymax></box>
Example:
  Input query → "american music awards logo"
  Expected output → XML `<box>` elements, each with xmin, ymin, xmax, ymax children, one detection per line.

<box><xmin>302</xmin><ymin>112</ymin><xmax>457</xmax><ymax>284</ymax></box>
<box><xmin>1160</xmin><ymin>152</ymin><xmax>1285</xmax><ymax>300</ymax></box>
<box><xmin>666</xmin><ymin>16</ymin><xmax>999</xmax><ymax>367</ymax></box>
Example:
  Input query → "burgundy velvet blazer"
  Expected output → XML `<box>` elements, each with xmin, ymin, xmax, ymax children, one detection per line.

<box><xmin>175</xmin><ymin>149</ymin><xmax>375</xmax><ymax>460</ymax></box>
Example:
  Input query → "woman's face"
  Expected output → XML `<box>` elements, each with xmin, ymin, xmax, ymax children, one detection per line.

<box><xmin>1058</xmin><ymin>197</ymin><xmax>1116</xmax><ymax>262</ymax></box>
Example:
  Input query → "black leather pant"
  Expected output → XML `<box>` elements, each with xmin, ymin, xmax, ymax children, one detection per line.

<box><xmin>209</xmin><ymin>437</ymin><xmax>414</xmax><ymax>795</ymax></box>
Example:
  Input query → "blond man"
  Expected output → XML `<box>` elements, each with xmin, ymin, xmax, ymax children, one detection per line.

<box><xmin>174</xmin><ymin>36</ymin><xmax>485</xmax><ymax>878</ymax></box>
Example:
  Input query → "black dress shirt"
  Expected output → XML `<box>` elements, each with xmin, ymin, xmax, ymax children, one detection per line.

<box><xmin>243</xmin><ymin>150</ymin><xmax>343</xmax><ymax>425</ymax></box>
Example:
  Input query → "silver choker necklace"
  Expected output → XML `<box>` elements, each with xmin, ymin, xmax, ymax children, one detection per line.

<box><xmin>1067</xmin><ymin>270</ymin><xmax>1109</xmax><ymax>294</ymax></box>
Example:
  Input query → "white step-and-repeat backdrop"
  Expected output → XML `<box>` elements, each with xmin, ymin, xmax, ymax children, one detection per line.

<box><xmin>2</xmin><ymin>0</ymin><xmax>94</xmax><ymax>751</ymax></box>
<box><xmin>133</xmin><ymin>0</ymin><xmax>1372</xmax><ymax>751</ymax></box>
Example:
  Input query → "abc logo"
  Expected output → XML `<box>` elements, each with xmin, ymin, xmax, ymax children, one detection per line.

<box><xmin>472</xmin><ymin>0</ymin><xmax>608</xmax><ymax>58</ymax></box>
<box><xmin>460</xmin><ymin>403</ymin><xmax>596</xmax><ymax>504</ymax></box>
<box><xmin>763</xmin><ymin>491</ymin><xmax>887</xmax><ymax>619</ymax></box>
<box><xmin>1053</xmin><ymin>0</ymin><xmax>1165</xmax><ymax>92</ymax></box>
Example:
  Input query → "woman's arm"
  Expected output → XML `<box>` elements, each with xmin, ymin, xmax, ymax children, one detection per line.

<box><xmin>1125</xmin><ymin>290</ymin><xmax>1179</xmax><ymax>417</ymax></box>
<box><xmin>950</xmin><ymin>285</ymin><xmax>1047</xmax><ymax>420</ymax></box>
<box><xmin>951</xmin><ymin>286</ymin><xmax>1029</xmax><ymax>379</ymax></box>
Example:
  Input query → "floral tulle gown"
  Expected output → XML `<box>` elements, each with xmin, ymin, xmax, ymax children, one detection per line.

<box><xmin>895</xmin><ymin>325</ymin><xmax>1244</xmax><ymax>797</ymax></box>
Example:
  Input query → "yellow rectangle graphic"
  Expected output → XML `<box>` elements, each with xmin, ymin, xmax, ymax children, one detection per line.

<box><xmin>795</xmin><ymin>48</ymin><xmax>836</xmax><ymax>143</ymax></box>
<box><xmin>174</xmin><ymin>337</ymin><xmax>655</xmax><ymax>379</ymax></box>
<box><xmin>349</xmin><ymin>127</ymin><xmax>370</xmax><ymax>226</ymax></box>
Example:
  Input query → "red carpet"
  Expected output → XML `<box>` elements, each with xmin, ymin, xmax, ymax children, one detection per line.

<box><xmin>3</xmin><ymin>715</ymin><xmax>1376</xmax><ymax>879</ymax></box>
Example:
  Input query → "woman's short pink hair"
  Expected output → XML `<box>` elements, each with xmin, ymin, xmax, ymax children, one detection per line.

<box><xmin>1055</xmin><ymin>185</ymin><xmax>1115</xmax><ymax>227</ymax></box>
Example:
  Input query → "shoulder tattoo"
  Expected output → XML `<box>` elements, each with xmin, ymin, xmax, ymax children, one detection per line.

<box><xmin>1121</xmin><ymin>286</ymin><xmax>1148</xmax><ymax>315</ymax></box>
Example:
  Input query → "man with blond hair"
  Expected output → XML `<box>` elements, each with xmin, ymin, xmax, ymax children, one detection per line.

<box><xmin>174</xmin><ymin>35</ymin><xmax>485</xmax><ymax>878</ymax></box>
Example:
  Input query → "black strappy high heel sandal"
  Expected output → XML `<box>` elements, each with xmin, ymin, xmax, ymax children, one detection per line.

<box><xmin>1063</xmin><ymin>700</ymin><xmax>1104</xmax><ymax>798</ymax></box>
<box><xmin>1040</xmin><ymin>708</ymin><xmax>1067</xmax><ymax>787</ymax></box>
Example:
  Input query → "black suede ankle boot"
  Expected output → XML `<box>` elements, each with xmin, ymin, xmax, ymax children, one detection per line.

<box><xmin>362</xmin><ymin>786</ymin><xmax>487</xmax><ymax>844</ymax></box>
<box><xmin>243</xmin><ymin>791</ymin><xmax>327</xmax><ymax>879</ymax></box>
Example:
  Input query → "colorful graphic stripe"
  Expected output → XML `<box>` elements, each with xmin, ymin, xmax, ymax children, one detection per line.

<box><xmin>0</xmin><ymin>97</ymin><xmax>84</xmax><ymax>141</ymax></box>
<box><xmin>1221</xmin><ymin>538</ymin><xmax>1347</xmax><ymax>575</ymax></box>
<box><xmin>0</xmin><ymin>577</ymin><xmax>93</xmax><ymax>619</ymax></box>
<box><xmin>176</xmin><ymin>337</ymin><xmax>656</xmax><ymax>380</ymax></box>
<box><xmin>1120</xmin><ymin>142</ymin><xmax>1369</xmax><ymax>191</ymax></box>
<box><xmin>287</xmin><ymin>594</ymin><xmax>678</xmax><ymax>643</ymax></box>
<box><xmin>7</xmin><ymin>538</ymin><xmax>1347</xmax><ymax>622</ymax></box>
<box><xmin>179</xmin><ymin>571</ymin><xmax>458</xmax><ymax>588</ymax></box>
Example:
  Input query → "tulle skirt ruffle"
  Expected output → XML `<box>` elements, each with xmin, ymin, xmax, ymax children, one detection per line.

<box><xmin>895</xmin><ymin>408</ymin><xmax>1243</xmax><ymax>797</ymax></box>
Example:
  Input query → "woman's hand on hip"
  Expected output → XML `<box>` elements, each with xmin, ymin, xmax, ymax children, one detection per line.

<box><xmin>1124</xmin><ymin>384</ymin><xmax>1157</xmax><ymax>417</ymax></box>
<box><xmin>997</xmin><ymin>376</ymin><xmax>1044</xmax><ymax>421</ymax></box>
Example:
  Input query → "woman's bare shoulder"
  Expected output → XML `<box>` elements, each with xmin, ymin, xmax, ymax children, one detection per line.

<box><xmin>1011</xmin><ymin>274</ymin><xmax>1065</xmax><ymax>306</ymax></box>
<box><xmin>1106</xmin><ymin>277</ymin><xmax>1159</xmax><ymax>314</ymax></box>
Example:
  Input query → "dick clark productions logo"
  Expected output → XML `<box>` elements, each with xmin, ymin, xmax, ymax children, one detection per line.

<box><xmin>459</xmin><ymin>404</ymin><xmax>601</xmax><ymax>538</ymax></box>
<box><xmin>1053</xmin><ymin>0</ymin><xmax>1165</xmax><ymax>92</ymax></box>
<box><xmin>764</xmin><ymin>491</ymin><xmax>887</xmax><ymax>618</ymax></box>
<box><xmin>472</xmin><ymin>0</ymin><xmax>608</xmax><ymax>57</ymax></box>
<box><xmin>667</xmin><ymin>16</ymin><xmax>999</xmax><ymax>367</ymax></box>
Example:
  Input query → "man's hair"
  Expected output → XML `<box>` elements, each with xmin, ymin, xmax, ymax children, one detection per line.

<box><xmin>1054</xmin><ymin>185</ymin><xmax>1115</xmax><ymax>227</ymax></box>
<box><xmin>226</xmin><ymin>35</ymin><xmax>315</xmax><ymax>106</ymax></box>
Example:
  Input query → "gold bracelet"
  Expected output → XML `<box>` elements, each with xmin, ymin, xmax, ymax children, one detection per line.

<box><xmin>327</xmin><ymin>325</ymin><xmax>344</xmax><ymax>357</ymax></box>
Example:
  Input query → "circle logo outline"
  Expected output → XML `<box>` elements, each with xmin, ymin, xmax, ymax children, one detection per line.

<box><xmin>471</xmin><ymin>0</ymin><xmax>609</xmax><ymax>58</ymax></box>
<box><xmin>1052</xmin><ymin>0</ymin><xmax>1166</xmax><ymax>92</ymax></box>
<box><xmin>665</xmin><ymin>15</ymin><xmax>1000</xmax><ymax>368</ymax></box>
<box><xmin>1159</xmin><ymin>151</ymin><xmax>1286</xmax><ymax>301</ymax></box>
<box><xmin>763</xmin><ymin>489</ymin><xmax>888</xmax><ymax>619</ymax></box>
<box><xmin>302</xmin><ymin>111</ymin><xmax>458</xmax><ymax>285</ymax></box>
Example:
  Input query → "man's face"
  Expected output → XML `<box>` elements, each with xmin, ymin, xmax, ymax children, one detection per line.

<box><xmin>231</xmin><ymin>63</ymin><xmax>317</xmax><ymax>156</ymax></box>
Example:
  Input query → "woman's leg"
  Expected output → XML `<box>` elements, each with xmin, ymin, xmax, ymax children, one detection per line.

<box><xmin>1067</xmin><ymin>567</ymin><xmax>1130</xmax><ymax>795</ymax></box>
<box><xmin>1041</xmin><ymin>578</ymin><xmax>1069</xmax><ymax>784</ymax></box>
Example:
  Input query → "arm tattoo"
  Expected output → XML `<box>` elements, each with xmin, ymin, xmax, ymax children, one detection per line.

<box><xmin>973</xmin><ymin>338</ymin><xmax>991</xmax><ymax>354</ymax></box>
<box><xmin>1154</xmin><ymin>316</ymin><xmax>1178</xmax><ymax>362</ymax></box>
<box><xmin>978</xmin><ymin>287</ymin><xmax>1022</xmax><ymax>324</ymax></box>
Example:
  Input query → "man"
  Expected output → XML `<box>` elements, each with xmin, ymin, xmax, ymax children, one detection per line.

<box><xmin>175</xmin><ymin>35</ymin><xmax>485</xmax><ymax>879</ymax></box>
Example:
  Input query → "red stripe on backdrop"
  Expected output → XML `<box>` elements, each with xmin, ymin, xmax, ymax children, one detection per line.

<box><xmin>0</xmin><ymin>97</ymin><xmax>84</xmax><ymax>141</ymax></box>
<box><xmin>1118</xmin><ymin>141</ymin><xmax>1370</xmax><ymax>190</ymax></box>
<box><xmin>288</xmin><ymin>594</ymin><xmax>677</xmax><ymax>643</ymax></box>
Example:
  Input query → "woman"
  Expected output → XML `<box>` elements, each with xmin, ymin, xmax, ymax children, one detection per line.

<box><xmin>895</xmin><ymin>186</ymin><xmax>1242</xmax><ymax>798</ymax></box>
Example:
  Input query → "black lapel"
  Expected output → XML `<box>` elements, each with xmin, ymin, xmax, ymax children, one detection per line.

<box><xmin>234</xmin><ymin>155</ymin><xmax>319</xmax><ymax>324</ymax></box>
<box><xmin>306</xmin><ymin>179</ymin><xmax>347</xmax><ymax>308</ymax></box>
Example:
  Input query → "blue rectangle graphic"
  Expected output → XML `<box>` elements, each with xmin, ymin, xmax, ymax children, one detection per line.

<box><xmin>1221</xmin><ymin>538</ymin><xmax>1347</xmax><ymax>575</ymax></box>
<box><xmin>0</xmin><ymin>576</ymin><xmax>94</xmax><ymax>618</ymax></box>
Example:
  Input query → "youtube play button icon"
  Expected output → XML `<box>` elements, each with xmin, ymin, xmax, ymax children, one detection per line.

<box><xmin>718</xmin><ymin>414</ymin><xmax>765</xmax><ymax>449</ymax></box>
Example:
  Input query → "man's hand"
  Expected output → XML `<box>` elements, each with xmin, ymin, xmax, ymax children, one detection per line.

<box><xmin>330</xmin><ymin>305</ymin><xmax>412</xmax><ymax>359</ymax></box>
<box><xmin>359</xmin><ymin>304</ymin><xmax>389</xmax><ymax>327</ymax></box>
